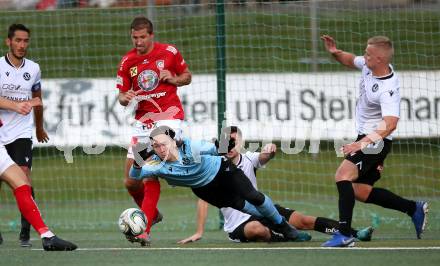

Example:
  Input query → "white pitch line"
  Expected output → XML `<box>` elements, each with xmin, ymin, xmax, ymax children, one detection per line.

<box><xmin>31</xmin><ymin>247</ymin><xmax>440</xmax><ymax>251</ymax></box>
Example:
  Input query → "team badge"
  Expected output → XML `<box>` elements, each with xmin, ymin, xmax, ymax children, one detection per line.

<box><xmin>23</xmin><ymin>72</ymin><xmax>31</xmax><ymax>81</ymax></box>
<box><xmin>181</xmin><ymin>156</ymin><xmax>191</xmax><ymax>165</ymax></box>
<box><xmin>130</xmin><ymin>67</ymin><xmax>138</xmax><ymax>77</ymax></box>
<box><xmin>372</xmin><ymin>83</ymin><xmax>379</xmax><ymax>92</ymax></box>
<box><xmin>156</xmin><ymin>60</ymin><xmax>164</xmax><ymax>70</ymax></box>
<box><xmin>137</xmin><ymin>70</ymin><xmax>159</xmax><ymax>92</ymax></box>
<box><xmin>6</xmin><ymin>72</ymin><xmax>9</xmax><ymax>76</ymax></box>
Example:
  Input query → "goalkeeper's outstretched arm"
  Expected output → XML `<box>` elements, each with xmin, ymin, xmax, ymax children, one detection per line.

<box><xmin>178</xmin><ymin>199</ymin><xmax>208</xmax><ymax>244</ymax></box>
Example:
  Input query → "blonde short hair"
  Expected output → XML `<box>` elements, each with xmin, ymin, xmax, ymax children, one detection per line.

<box><xmin>367</xmin><ymin>36</ymin><xmax>394</xmax><ymax>60</ymax></box>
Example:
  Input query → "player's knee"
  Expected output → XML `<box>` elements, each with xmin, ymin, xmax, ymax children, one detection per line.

<box><xmin>335</xmin><ymin>172</ymin><xmax>349</xmax><ymax>182</ymax></box>
<box><xmin>335</xmin><ymin>161</ymin><xmax>358</xmax><ymax>182</ymax></box>
<box><xmin>245</xmin><ymin>222</ymin><xmax>269</xmax><ymax>240</ymax></box>
<box><xmin>124</xmin><ymin>159</ymin><xmax>135</xmax><ymax>179</ymax></box>
<box><xmin>229</xmin><ymin>200</ymin><xmax>244</xmax><ymax>211</ymax></box>
<box><xmin>290</xmin><ymin>212</ymin><xmax>313</xmax><ymax>230</ymax></box>
<box><xmin>19</xmin><ymin>166</ymin><xmax>31</xmax><ymax>179</ymax></box>
<box><xmin>300</xmin><ymin>215</ymin><xmax>316</xmax><ymax>230</ymax></box>
<box><xmin>353</xmin><ymin>183</ymin><xmax>373</xmax><ymax>202</ymax></box>
<box><xmin>124</xmin><ymin>177</ymin><xmax>142</xmax><ymax>191</ymax></box>
<box><xmin>354</xmin><ymin>188</ymin><xmax>371</xmax><ymax>202</ymax></box>
<box><xmin>244</xmin><ymin>191</ymin><xmax>265</xmax><ymax>206</ymax></box>
<box><xmin>1</xmin><ymin>165</ymin><xmax>29</xmax><ymax>189</ymax></box>
<box><xmin>335</xmin><ymin>170</ymin><xmax>356</xmax><ymax>182</ymax></box>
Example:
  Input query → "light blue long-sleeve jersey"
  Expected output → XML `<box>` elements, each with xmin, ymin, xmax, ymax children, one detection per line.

<box><xmin>129</xmin><ymin>138</ymin><xmax>221</xmax><ymax>188</ymax></box>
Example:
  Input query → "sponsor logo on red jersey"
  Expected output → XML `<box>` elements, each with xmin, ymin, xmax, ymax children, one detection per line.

<box><xmin>130</xmin><ymin>66</ymin><xmax>138</xmax><ymax>77</ymax></box>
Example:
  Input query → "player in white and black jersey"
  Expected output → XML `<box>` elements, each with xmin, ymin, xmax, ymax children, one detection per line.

<box><xmin>178</xmin><ymin>126</ymin><xmax>374</xmax><ymax>244</ymax></box>
<box><xmin>321</xmin><ymin>35</ymin><xmax>428</xmax><ymax>247</ymax></box>
<box><xmin>0</xmin><ymin>97</ymin><xmax>76</xmax><ymax>251</ymax></box>
<box><xmin>0</xmin><ymin>24</ymin><xmax>49</xmax><ymax>247</ymax></box>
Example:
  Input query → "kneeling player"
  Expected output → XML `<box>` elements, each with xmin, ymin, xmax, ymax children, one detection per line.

<box><xmin>0</xmin><ymin>98</ymin><xmax>77</xmax><ymax>251</ymax></box>
<box><xmin>179</xmin><ymin>126</ymin><xmax>373</xmax><ymax>244</ymax></box>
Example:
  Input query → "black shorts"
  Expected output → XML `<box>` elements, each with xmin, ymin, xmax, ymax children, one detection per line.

<box><xmin>228</xmin><ymin>205</ymin><xmax>295</xmax><ymax>242</ymax></box>
<box><xmin>192</xmin><ymin>158</ymin><xmax>250</xmax><ymax>209</ymax></box>
<box><xmin>4</xmin><ymin>138</ymin><xmax>33</xmax><ymax>169</ymax></box>
<box><xmin>345</xmin><ymin>135</ymin><xmax>392</xmax><ymax>186</ymax></box>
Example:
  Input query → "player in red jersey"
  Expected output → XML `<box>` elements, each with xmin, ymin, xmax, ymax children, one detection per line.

<box><xmin>116</xmin><ymin>16</ymin><xmax>191</xmax><ymax>246</ymax></box>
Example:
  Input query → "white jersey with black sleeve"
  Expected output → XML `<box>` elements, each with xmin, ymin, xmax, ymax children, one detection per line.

<box><xmin>353</xmin><ymin>56</ymin><xmax>401</xmax><ymax>140</ymax></box>
<box><xmin>221</xmin><ymin>151</ymin><xmax>263</xmax><ymax>233</ymax></box>
<box><xmin>0</xmin><ymin>54</ymin><xmax>41</xmax><ymax>145</ymax></box>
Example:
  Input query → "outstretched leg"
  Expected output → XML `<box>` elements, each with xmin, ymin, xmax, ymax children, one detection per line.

<box><xmin>226</xmin><ymin>165</ymin><xmax>299</xmax><ymax>240</ymax></box>
<box><xmin>354</xmin><ymin>182</ymin><xmax>427</xmax><ymax>239</ymax></box>
<box><xmin>1</xmin><ymin>163</ymin><xmax>77</xmax><ymax>251</ymax></box>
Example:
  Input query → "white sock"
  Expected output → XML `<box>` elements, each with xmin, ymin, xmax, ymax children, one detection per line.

<box><xmin>40</xmin><ymin>230</ymin><xmax>55</xmax><ymax>239</ymax></box>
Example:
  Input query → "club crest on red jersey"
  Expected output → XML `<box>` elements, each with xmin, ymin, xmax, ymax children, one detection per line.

<box><xmin>156</xmin><ymin>60</ymin><xmax>164</xmax><ymax>70</ymax></box>
<box><xmin>137</xmin><ymin>70</ymin><xmax>159</xmax><ymax>92</ymax></box>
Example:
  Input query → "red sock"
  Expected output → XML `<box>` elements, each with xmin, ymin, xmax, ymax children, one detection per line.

<box><xmin>142</xmin><ymin>179</ymin><xmax>160</xmax><ymax>233</ymax></box>
<box><xmin>14</xmin><ymin>185</ymin><xmax>49</xmax><ymax>235</ymax></box>
<box><xmin>128</xmin><ymin>183</ymin><xmax>144</xmax><ymax>208</ymax></box>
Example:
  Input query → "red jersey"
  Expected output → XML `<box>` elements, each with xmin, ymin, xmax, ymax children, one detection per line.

<box><xmin>116</xmin><ymin>42</ymin><xmax>188</xmax><ymax>123</ymax></box>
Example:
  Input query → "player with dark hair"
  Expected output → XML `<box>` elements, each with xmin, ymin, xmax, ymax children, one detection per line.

<box><xmin>0</xmin><ymin>97</ymin><xmax>77</xmax><ymax>251</ymax></box>
<box><xmin>116</xmin><ymin>16</ymin><xmax>192</xmax><ymax>245</ymax></box>
<box><xmin>0</xmin><ymin>23</ymin><xmax>49</xmax><ymax>247</ymax></box>
<box><xmin>129</xmin><ymin>126</ymin><xmax>310</xmax><ymax>242</ymax></box>
<box><xmin>320</xmin><ymin>35</ymin><xmax>428</xmax><ymax>247</ymax></box>
<box><xmin>179</xmin><ymin>126</ymin><xmax>373</xmax><ymax>244</ymax></box>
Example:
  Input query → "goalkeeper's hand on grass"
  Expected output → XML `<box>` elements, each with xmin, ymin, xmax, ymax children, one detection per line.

<box><xmin>177</xmin><ymin>232</ymin><xmax>203</xmax><ymax>244</ymax></box>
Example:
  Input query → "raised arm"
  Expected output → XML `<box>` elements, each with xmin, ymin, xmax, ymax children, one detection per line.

<box><xmin>321</xmin><ymin>35</ymin><xmax>357</xmax><ymax>69</ymax></box>
<box><xmin>178</xmin><ymin>199</ymin><xmax>209</xmax><ymax>244</ymax></box>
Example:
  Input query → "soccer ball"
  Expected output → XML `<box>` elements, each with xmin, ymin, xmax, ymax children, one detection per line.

<box><xmin>118</xmin><ymin>208</ymin><xmax>147</xmax><ymax>236</ymax></box>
